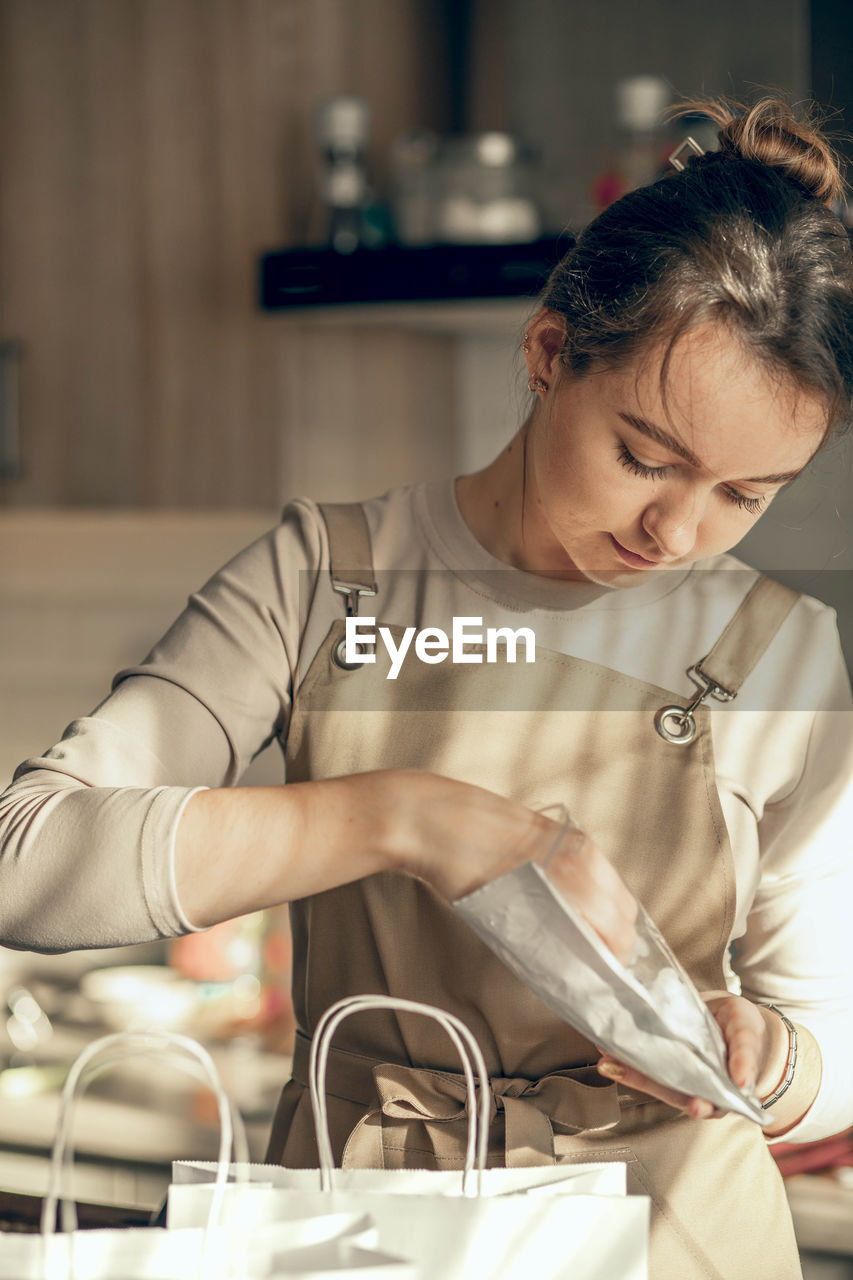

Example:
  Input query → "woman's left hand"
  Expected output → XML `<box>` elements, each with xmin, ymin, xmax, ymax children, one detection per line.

<box><xmin>596</xmin><ymin>993</ymin><xmax>786</xmax><ymax>1120</ymax></box>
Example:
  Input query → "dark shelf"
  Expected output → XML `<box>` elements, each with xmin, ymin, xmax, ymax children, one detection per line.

<box><xmin>259</xmin><ymin>237</ymin><xmax>572</xmax><ymax>310</ymax></box>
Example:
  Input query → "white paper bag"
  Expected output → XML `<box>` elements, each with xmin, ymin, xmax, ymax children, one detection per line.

<box><xmin>173</xmin><ymin>996</ymin><xmax>650</xmax><ymax>1280</ymax></box>
<box><xmin>170</xmin><ymin>1159</ymin><xmax>627</xmax><ymax>1207</ymax></box>
<box><xmin>0</xmin><ymin>1225</ymin><xmax>417</xmax><ymax>1280</ymax></box>
<box><xmin>171</xmin><ymin>1183</ymin><xmax>646</xmax><ymax>1280</ymax></box>
<box><xmin>260</xmin><ymin>1237</ymin><xmax>417</xmax><ymax>1279</ymax></box>
<box><xmin>0</xmin><ymin>1029</ymin><xmax>415</xmax><ymax>1280</ymax></box>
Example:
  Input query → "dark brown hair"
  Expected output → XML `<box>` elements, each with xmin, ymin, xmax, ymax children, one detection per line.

<box><xmin>541</xmin><ymin>97</ymin><xmax>853</xmax><ymax>441</ymax></box>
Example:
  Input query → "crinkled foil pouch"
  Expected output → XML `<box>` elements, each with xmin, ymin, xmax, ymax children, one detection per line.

<box><xmin>455</xmin><ymin>862</ymin><xmax>764</xmax><ymax>1125</ymax></box>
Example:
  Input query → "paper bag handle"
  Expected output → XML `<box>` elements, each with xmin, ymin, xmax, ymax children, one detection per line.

<box><xmin>309</xmin><ymin>996</ymin><xmax>490</xmax><ymax>1196</ymax></box>
<box><xmin>41</xmin><ymin>1030</ymin><xmax>248</xmax><ymax>1243</ymax></box>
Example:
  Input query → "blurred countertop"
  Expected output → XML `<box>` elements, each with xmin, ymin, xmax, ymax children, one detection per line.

<box><xmin>0</xmin><ymin>1020</ymin><xmax>286</xmax><ymax>1166</ymax></box>
<box><xmin>0</xmin><ymin>951</ymin><xmax>290</xmax><ymax>1209</ymax></box>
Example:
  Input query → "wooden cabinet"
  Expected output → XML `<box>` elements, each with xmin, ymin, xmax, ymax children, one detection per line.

<box><xmin>0</xmin><ymin>0</ymin><xmax>458</xmax><ymax>507</ymax></box>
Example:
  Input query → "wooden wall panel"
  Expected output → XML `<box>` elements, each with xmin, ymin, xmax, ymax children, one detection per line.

<box><xmin>75</xmin><ymin>0</ymin><xmax>148</xmax><ymax>505</ymax></box>
<box><xmin>0</xmin><ymin>0</ymin><xmax>90</xmax><ymax>502</ymax></box>
<box><xmin>0</xmin><ymin>0</ymin><xmax>458</xmax><ymax>508</ymax></box>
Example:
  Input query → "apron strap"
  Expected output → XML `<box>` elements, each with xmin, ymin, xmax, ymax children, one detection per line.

<box><xmin>697</xmin><ymin>575</ymin><xmax>799</xmax><ymax>695</ymax></box>
<box><xmin>655</xmin><ymin>574</ymin><xmax>800</xmax><ymax>745</ymax></box>
<box><xmin>317</xmin><ymin>502</ymin><xmax>378</xmax><ymax>617</ymax></box>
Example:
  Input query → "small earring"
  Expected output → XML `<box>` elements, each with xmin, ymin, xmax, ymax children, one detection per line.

<box><xmin>527</xmin><ymin>375</ymin><xmax>548</xmax><ymax>393</ymax></box>
<box><xmin>521</xmin><ymin>331</ymin><xmax>531</xmax><ymax>354</ymax></box>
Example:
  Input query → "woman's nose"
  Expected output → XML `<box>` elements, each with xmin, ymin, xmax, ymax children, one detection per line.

<box><xmin>642</xmin><ymin>488</ymin><xmax>704</xmax><ymax>559</ymax></box>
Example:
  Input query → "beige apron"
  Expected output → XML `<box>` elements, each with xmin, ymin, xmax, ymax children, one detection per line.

<box><xmin>266</xmin><ymin>502</ymin><xmax>803</xmax><ymax>1280</ymax></box>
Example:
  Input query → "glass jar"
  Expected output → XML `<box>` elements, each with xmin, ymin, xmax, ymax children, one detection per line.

<box><xmin>390</xmin><ymin>131</ymin><xmax>541</xmax><ymax>246</ymax></box>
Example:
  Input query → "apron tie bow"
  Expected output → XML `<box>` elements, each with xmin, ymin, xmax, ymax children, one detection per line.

<box><xmin>341</xmin><ymin>1060</ymin><xmax>622</xmax><ymax>1170</ymax></box>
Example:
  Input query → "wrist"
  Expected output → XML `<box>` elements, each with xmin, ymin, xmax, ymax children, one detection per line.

<box><xmin>755</xmin><ymin>1004</ymin><xmax>798</xmax><ymax>1109</ymax></box>
<box><xmin>332</xmin><ymin>769</ymin><xmax>415</xmax><ymax>878</ymax></box>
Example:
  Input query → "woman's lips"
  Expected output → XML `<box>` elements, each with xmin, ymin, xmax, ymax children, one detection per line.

<box><xmin>609</xmin><ymin>534</ymin><xmax>663</xmax><ymax>568</ymax></box>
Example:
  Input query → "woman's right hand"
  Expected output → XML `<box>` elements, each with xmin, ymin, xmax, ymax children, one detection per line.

<box><xmin>362</xmin><ymin>769</ymin><xmax>638</xmax><ymax>962</ymax></box>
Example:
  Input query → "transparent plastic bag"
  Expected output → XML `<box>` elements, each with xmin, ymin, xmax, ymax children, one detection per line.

<box><xmin>454</xmin><ymin>807</ymin><xmax>764</xmax><ymax>1125</ymax></box>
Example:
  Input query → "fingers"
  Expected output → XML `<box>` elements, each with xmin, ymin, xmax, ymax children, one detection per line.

<box><xmin>713</xmin><ymin>998</ymin><xmax>763</xmax><ymax>1090</ymax></box>
<box><xmin>596</xmin><ymin>1056</ymin><xmax>724</xmax><ymax>1120</ymax></box>
<box><xmin>593</xmin><ymin>999</ymin><xmax>774</xmax><ymax>1123</ymax></box>
<box><xmin>696</xmin><ymin>993</ymin><xmax>768</xmax><ymax>1095</ymax></box>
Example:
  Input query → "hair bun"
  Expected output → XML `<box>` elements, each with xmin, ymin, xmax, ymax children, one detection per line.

<box><xmin>673</xmin><ymin>97</ymin><xmax>846</xmax><ymax>207</ymax></box>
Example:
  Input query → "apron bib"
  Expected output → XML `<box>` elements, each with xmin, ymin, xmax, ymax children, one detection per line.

<box><xmin>266</xmin><ymin>502</ymin><xmax>802</xmax><ymax>1280</ymax></box>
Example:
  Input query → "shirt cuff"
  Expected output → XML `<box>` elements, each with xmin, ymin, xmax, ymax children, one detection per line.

<box><xmin>141</xmin><ymin>785</ymin><xmax>210</xmax><ymax>936</ymax></box>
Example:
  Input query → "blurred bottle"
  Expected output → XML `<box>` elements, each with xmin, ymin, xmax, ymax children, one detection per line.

<box><xmin>389</xmin><ymin>131</ymin><xmax>441</xmax><ymax>245</ymax></box>
<box><xmin>310</xmin><ymin>94</ymin><xmax>388</xmax><ymax>253</ymax></box>
<box><xmin>615</xmin><ymin>75</ymin><xmax>672</xmax><ymax>190</ymax></box>
<box><xmin>591</xmin><ymin>75</ymin><xmax>672</xmax><ymax>210</ymax></box>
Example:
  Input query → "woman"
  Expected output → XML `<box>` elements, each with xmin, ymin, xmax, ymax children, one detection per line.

<box><xmin>2</xmin><ymin>98</ymin><xmax>853</xmax><ymax>1277</ymax></box>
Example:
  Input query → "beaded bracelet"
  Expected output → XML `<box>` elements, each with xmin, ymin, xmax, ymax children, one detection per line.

<box><xmin>758</xmin><ymin>1004</ymin><xmax>798</xmax><ymax>1110</ymax></box>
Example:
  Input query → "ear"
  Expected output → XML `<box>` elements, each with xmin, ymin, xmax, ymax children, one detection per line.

<box><xmin>524</xmin><ymin>308</ymin><xmax>567</xmax><ymax>385</ymax></box>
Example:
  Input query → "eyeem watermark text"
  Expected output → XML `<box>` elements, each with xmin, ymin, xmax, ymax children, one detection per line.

<box><xmin>345</xmin><ymin>616</ymin><xmax>536</xmax><ymax>679</ymax></box>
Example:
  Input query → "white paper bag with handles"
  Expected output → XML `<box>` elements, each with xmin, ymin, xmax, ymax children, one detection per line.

<box><xmin>172</xmin><ymin>996</ymin><xmax>650</xmax><ymax>1280</ymax></box>
<box><xmin>171</xmin><ymin>1161</ymin><xmax>626</xmax><ymax>1202</ymax></box>
<box><xmin>0</xmin><ymin>1028</ymin><xmax>415</xmax><ymax>1280</ymax></box>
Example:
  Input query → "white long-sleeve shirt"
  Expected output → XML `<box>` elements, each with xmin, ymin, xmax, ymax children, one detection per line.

<box><xmin>2</xmin><ymin>480</ymin><xmax>852</xmax><ymax>1140</ymax></box>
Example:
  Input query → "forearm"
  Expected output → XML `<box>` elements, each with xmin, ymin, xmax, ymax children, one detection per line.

<box><xmin>173</xmin><ymin>771</ymin><xmax>640</xmax><ymax>958</ymax></box>
<box><xmin>173</xmin><ymin>774</ymin><xmax>405</xmax><ymax>928</ymax></box>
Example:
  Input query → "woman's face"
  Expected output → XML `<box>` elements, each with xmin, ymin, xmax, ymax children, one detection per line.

<box><xmin>523</xmin><ymin>316</ymin><xmax>828</xmax><ymax>586</ymax></box>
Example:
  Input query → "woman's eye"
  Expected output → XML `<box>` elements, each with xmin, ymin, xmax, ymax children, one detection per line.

<box><xmin>724</xmin><ymin>487</ymin><xmax>766</xmax><ymax>514</ymax></box>
<box><xmin>618</xmin><ymin>442</ymin><xmax>768</xmax><ymax>514</ymax></box>
<box><xmin>616</xmin><ymin>444</ymin><xmax>669</xmax><ymax>479</ymax></box>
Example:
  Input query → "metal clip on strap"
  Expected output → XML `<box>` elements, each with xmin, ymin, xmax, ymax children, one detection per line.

<box><xmin>332</xmin><ymin>580</ymin><xmax>376</xmax><ymax>618</ymax></box>
<box><xmin>332</xmin><ymin>581</ymin><xmax>377</xmax><ymax>669</ymax></box>
<box><xmin>653</xmin><ymin>576</ymin><xmax>800</xmax><ymax>747</ymax></box>
<box><xmin>654</xmin><ymin>666</ymin><xmax>734</xmax><ymax>746</ymax></box>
